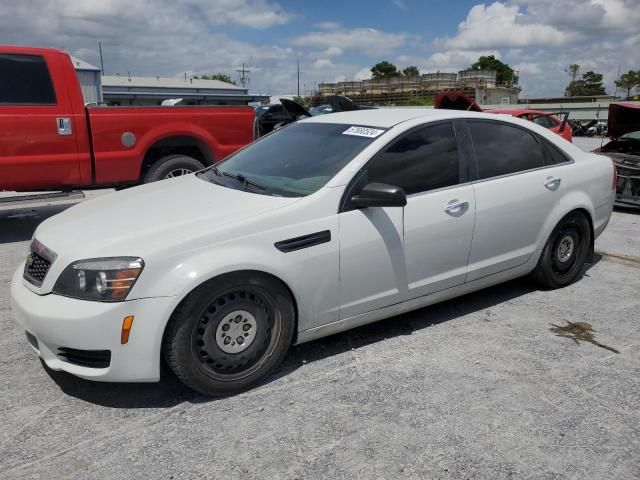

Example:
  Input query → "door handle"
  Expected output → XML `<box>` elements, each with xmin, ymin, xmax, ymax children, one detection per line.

<box><xmin>544</xmin><ymin>177</ymin><xmax>561</xmax><ymax>190</ymax></box>
<box><xmin>56</xmin><ymin>117</ymin><xmax>73</xmax><ymax>136</ymax></box>
<box><xmin>444</xmin><ymin>200</ymin><xmax>469</xmax><ymax>214</ymax></box>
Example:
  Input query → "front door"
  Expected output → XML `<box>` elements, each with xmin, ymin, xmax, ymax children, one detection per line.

<box><xmin>0</xmin><ymin>52</ymin><xmax>81</xmax><ymax>191</ymax></box>
<box><xmin>339</xmin><ymin>121</ymin><xmax>476</xmax><ymax>319</ymax></box>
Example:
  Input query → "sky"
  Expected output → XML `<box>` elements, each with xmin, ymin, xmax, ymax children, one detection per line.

<box><xmin>1</xmin><ymin>0</ymin><xmax>639</xmax><ymax>98</ymax></box>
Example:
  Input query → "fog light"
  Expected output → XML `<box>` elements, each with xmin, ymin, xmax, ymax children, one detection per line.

<box><xmin>121</xmin><ymin>315</ymin><xmax>134</xmax><ymax>345</ymax></box>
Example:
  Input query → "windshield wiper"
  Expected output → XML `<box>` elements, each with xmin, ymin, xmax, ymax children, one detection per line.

<box><xmin>222</xmin><ymin>171</ymin><xmax>268</xmax><ymax>191</ymax></box>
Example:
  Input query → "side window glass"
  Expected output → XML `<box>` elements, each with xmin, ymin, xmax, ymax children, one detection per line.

<box><xmin>365</xmin><ymin>122</ymin><xmax>459</xmax><ymax>195</ymax></box>
<box><xmin>467</xmin><ymin>121</ymin><xmax>544</xmax><ymax>179</ymax></box>
<box><xmin>0</xmin><ymin>54</ymin><xmax>56</xmax><ymax>105</ymax></box>
<box><xmin>543</xmin><ymin>140</ymin><xmax>571</xmax><ymax>165</ymax></box>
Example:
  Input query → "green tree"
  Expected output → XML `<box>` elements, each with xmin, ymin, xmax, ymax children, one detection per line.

<box><xmin>566</xmin><ymin>70</ymin><xmax>606</xmax><ymax>96</ymax></box>
<box><xmin>470</xmin><ymin>55</ymin><xmax>518</xmax><ymax>85</ymax></box>
<box><xmin>402</xmin><ymin>65</ymin><xmax>420</xmax><ymax>77</ymax></box>
<box><xmin>615</xmin><ymin>70</ymin><xmax>640</xmax><ymax>100</ymax></box>
<box><xmin>371</xmin><ymin>61</ymin><xmax>398</xmax><ymax>79</ymax></box>
<box><xmin>194</xmin><ymin>73</ymin><xmax>237</xmax><ymax>85</ymax></box>
<box><xmin>565</xmin><ymin>64</ymin><xmax>580</xmax><ymax>84</ymax></box>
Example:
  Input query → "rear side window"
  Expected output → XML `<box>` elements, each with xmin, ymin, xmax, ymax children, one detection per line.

<box><xmin>543</xmin><ymin>140</ymin><xmax>571</xmax><ymax>165</ymax></box>
<box><xmin>467</xmin><ymin>121</ymin><xmax>544</xmax><ymax>179</ymax></box>
<box><xmin>0</xmin><ymin>54</ymin><xmax>56</xmax><ymax>105</ymax></box>
<box><xmin>365</xmin><ymin>122</ymin><xmax>460</xmax><ymax>195</ymax></box>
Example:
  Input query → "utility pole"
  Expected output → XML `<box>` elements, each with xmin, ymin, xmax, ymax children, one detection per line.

<box><xmin>98</xmin><ymin>41</ymin><xmax>105</xmax><ymax>75</ymax></box>
<box><xmin>236</xmin><ymin>63</ymin><xmax>250</xmax><ymax>88</ymax></box>
<box><xmin>297</xmin><ymin>58</ymin><xmax>300</xmax><ymax>98</ymax></box>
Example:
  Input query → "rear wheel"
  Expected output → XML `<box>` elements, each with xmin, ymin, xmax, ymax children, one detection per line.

<box><xmin>163</xmin><ymin>273</ymin><xmax>295</xmax><ymax>396</ymax></box>
<box><xmin>532</xmin><ymin>212</ymin><xmax>591</xmax><ymax>288</ymax></box>
<box><xmin>144</xmin><ymin>154</ymin><xmax>205</xmax><ymax>183</ymax></box>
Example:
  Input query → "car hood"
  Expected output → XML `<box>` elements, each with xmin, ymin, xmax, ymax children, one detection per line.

<box><xmin>34</xmin><ymin>174</ymin><xmax>300</xmax><ymax>259</ymax></box>
<box><xmin>609</xmin><ymin>103</ymin><xmax>640</xmax><ymax>139</ymax></box>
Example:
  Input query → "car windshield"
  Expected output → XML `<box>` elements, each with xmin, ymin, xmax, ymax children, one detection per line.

<box><xmin>200</xmin><ymin>122</ymin><xmax>382</xmax><ymax>197</ymax></box>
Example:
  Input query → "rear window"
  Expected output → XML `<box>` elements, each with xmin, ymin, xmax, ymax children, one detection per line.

<box><xmin>467</xmin><ymin>121</ymin><xmax>544</xmax><ymax>179</ymax></box>
<box><xmin>0</xmin><ymin>54</ymin><xmax>56</xmax><ymax>105</ymax></box>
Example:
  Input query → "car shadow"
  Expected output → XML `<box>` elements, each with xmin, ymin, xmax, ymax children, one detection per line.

<box><xmin>0</xmin><ymin>205</ymin><xmax>72</xmax><ymax>244</ymax></box>
<box><xmin>44</xmin><ymin>256</ymin><xmax>603</xmax><ymax>408</ymax></box>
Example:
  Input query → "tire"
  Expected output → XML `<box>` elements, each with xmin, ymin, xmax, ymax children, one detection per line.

<box><xmin>531</xmin><ymin>211</ymin><xmax>592</xmax><ymax>289</ymax></box>
<box><xmin>163</xmin><ymin>273</ymin><xmax>295</xmax><ymax>396</ymax></box>
<box><xmin>143</xmin><ymin>155</ymin><xmax>205</xmax><ymax>183</ymax></box>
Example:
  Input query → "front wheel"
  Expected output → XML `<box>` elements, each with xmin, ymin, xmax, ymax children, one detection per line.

<box><xmin>163</xmin><ymin>273</ymin><xmax>295</xmax><ymax>396</ymax></box>
<box><xmin>532</xmin><ymin>212</ymin><xmax>591</xmax><ymax>289</ymax></box>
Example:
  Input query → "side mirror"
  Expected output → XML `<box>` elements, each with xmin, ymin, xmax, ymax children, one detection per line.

<box><xmin>351</xmin><ymin>182</ymin><xmax>407</xmax><ymax>208</ymax></box>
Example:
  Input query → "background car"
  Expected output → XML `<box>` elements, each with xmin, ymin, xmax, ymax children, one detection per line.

<box><xmin>596</xmin><ymin>103</ymin><xmax>640</xmax><ymax>207</ymax></box>
<box><xmin>484</xmin><ymin>109</ymin><xmax>572</xmax><ymax>142</ymax></box>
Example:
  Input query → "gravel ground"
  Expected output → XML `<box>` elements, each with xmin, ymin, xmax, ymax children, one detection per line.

<box><xmin>1</xmin><ymin>166</ymin><xmax>639</xmax><ymax>478</ymax></box>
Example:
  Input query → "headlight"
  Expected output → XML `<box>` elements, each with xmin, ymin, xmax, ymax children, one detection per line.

<box><xmin>53</xmin><ymin>257</ymin><xmax>144</xmax><ymax>302</ymax></box>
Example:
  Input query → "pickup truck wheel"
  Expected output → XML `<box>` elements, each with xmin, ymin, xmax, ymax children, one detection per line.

<box><xmin>144</xmin><ymin>155</ymin><xmax>205</xmax><ymax>183</ymax></box>
<box><xmin>532</xmin><ymin>212</ymin><xmax>591</xmax><ymax>289</ymax></box>
<box><xmin>163</xmin><ymin>273</ymin><xmax>295</xmax><ymax>396</ymax></box>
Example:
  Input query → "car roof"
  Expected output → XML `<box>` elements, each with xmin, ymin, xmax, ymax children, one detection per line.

<box><xmin>301</xmin><ymin>108</ymin><xmax>496</xmax><ymax>129</ymax></box>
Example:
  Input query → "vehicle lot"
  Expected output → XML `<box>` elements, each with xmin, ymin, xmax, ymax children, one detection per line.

<box><xmin>1</xmin><ymin>183</ymin><xmax>639</xmax><ymax>477</ymax></box>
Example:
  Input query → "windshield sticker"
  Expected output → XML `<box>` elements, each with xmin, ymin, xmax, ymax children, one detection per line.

<box><xmin>342</xmin><ymin>126</ymin><xmax>385</xmax><ymax>138</ymax></box>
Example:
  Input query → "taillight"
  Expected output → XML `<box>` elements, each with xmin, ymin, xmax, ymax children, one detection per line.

<box><xmin>611</xmin><ymin>158</ymin><xmax>617</xmax><ymax>190</ymax></box>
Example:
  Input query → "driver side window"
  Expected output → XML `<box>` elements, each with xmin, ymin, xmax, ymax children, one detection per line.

<box><xmin>364</xmin><ymin>122</ymin><xmax>460</xmax><ymax>195</ymax></box>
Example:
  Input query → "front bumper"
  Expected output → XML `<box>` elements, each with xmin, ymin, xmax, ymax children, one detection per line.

<box><xmin>10</xmin><ymin>265</ymin><xmax>176</xmax><ymax>382</ymax></box>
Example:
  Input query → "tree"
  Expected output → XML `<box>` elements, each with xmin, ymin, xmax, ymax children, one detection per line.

<box><xmin>470</xmin><ymin>55</ymin><xmax>518</xmax><ymax>85</ymax></box>
<box><xmin>194</xmin><ymin>73</ymin><xmax>237</xmax><ymax>85</ymax></box>
<box><xmin>565</xmin><ymin>70</ymin><xmax>606</xmax><ymax>97</ymax></box>
<box><xmin>371</xmin><ymin>61</ymin><xmax>398</xmax><ymax>79</ymax></box>
<box><xmin>402</xmin><ymin>65</ymin><xmax>420</xmax><ymax>77</ymax></box>
<box><xmin>615</xmin><ymin>70</ymin><xmax>640</xmax><ymax>100</ymax></box>
<box><xmin>565</xmin><ymin>64</ymin><xmax>580</xmax><ymax>84</ymax></box>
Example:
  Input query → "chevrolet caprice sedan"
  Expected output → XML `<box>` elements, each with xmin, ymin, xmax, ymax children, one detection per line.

<box><xmin>11</xmin><ymin>109</ymin><xmax>616</xmax><ymax>396</ymax></box>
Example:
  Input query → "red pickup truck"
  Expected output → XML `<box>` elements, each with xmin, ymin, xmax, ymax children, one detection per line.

<box><xmin>0</xmin><ymin>46</ymin><xmax>256</xmax><ymax>191</ymax></box>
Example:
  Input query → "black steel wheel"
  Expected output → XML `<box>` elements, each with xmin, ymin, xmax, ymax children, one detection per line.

<box><xmin>532</xmin><ymin>211</ymin><xmax>591</xmax><ymax>288</ymax></box>
<box><xmin>163</xmin><ymin>272</ymin><xmax>295</xmax><ymax>396</ymax></box>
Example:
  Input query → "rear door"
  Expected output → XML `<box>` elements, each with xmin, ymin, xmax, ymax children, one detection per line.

<box><xmin>464</xmin><ymin>120</ymin><xmax>560</xmax><ymax>281</ymax></box>
<box><xmin>0</xmin><ymin>52</ymin><xmax>80</xmax><ymax>190</ymax></box>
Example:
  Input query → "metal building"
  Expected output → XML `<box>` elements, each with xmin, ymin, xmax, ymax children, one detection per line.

<box><xmin>100</xmin><ymin>75</ymin><xmax>268</xmax><ymax>106</ymax></box>
<box><xmin>70</xmin><ymin>56</ymin><xmax>102</xmax><ymax>104</ymax></box>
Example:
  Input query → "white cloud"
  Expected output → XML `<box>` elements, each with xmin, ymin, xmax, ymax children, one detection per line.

<box><xmin>292</xmin><ymin>26</ymin><xmax>409</xmax><ymax>55</ymax></box>
<box><xmin>442</xmin><ymin>2</ymin><xmax>575</xmax><ymax>49</ymax></box>
<box><xmin>391</xmin><ymin>0</ymin><xmax>408</xmax><ymax>11</ymax></box>
<box><xmin>312</xmin><ymin>58</ymin><xmax>336</xmax><ymax>70</ymax></box>
<box><xmin>354</xmin><ymin>68</ymin><xmax>372</xmax><ymax>80</ymax></box>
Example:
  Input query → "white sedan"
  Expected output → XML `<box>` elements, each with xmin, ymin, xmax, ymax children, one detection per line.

<box><xmin>11</xmin><ymin>109</ymin><xmax>616</xmax><ymax>396</ymax></box>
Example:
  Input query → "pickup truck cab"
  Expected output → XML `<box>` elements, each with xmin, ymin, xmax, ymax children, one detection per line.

<box><xmin>0</xmin><ymin>46</ymin><xmax>256</xmax><ymax>191</ymax></box>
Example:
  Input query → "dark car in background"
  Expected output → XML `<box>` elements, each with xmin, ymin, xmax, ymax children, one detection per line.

<box><xmin>596</xmin><ymin>103</ymin><xmax>640</xmax><ymax>208</ymax></box>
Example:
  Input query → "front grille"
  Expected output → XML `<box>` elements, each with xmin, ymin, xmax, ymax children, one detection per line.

<box><xmin>57</xmin><ymin>347</ymin><xmax>111</xmax><ymax>369</ymax></box>
<box><xmin>23</xmin><ymin>239</ymin><xmax>56</xmax><ymax>287</ymax></box>
<box><xmin>24</xmin><ymin>251</ymin><xmax>51</xmax><ymax>285</ymax></box>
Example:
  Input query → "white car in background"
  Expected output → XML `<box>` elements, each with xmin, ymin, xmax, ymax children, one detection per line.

<box><xmin>11</xmin><ymin>109</ymin><xmax>616</xmax><ymax>396</ymax></box>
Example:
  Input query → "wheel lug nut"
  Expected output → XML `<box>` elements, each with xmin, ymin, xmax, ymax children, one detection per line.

<box><xmin>234</xmin><ymin>316</ymin><xmax>242</xmax><ymax>323</ymax></box>
<box><xmin>224</xmin><ymin>337</ymin><xmax>231</xmax><ymax>345</ymax></box>
<box><xmin>222</xmin><ymin>324</ymin><xmax>230</xmax><ymax>331</ymax></box>
<box><xmin>237</xmin><ymin>337</ymin><xmax>244</xmax><ymax>344</ymax></box>
<box><xmin>243</xmin><ymin>324</ymin><xmax>251</xmax><ymax>331</ymax></box>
